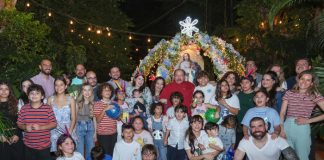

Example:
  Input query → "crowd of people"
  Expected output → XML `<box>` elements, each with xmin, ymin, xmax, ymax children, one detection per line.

<box><xmin>0</xmin><ymin>57</ymin><xmax>323</xmax><ymax>160</ymax></box>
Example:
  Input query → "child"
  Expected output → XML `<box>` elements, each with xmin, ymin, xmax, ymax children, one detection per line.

<box><xmin>146</xmin><ymin>102</ymin><xmax>168</xmax><ymax>160</ymax></box>
<box><xmin>17</xmin><ymin>79</ymin><xmax>34</xmax><ymax>111</ymax></box>
<box><xmin>89</xmin><ymin>146</ymin><xmax>112</xmax><ymax>160</ymax></box>
<box><xmin>132</xmin><ymin>116</ymin><xmax>154</xmax><ymax>147</ymax></box>
<box><xmin>164</xmin><ymin>105</ymin><xmax>189</xmax><ymax>160</ymax></box>
<box><xmin>17</xmin><ymin>84</ymin><xmax>57</xmax><ymax>160</ymax></box>
<box><xmin>0</xmin><ymin>81</ymin><xmax>24</xmax><ymax>160</ymax></box>
<box><xmin>115</xmin><ymin>87</ymin><xmax>131</xmax><ymax>142</ymax></box>
<box><xmin>203</xmin><ymin>122</ymin><xmax>223</xmax><ymax>156</ymax></box>
<box><xmin>166</xmin><ymin>92</ymin><xmax>183</xmax><ymax>120</ymax></box>
<box><xmin>219</xmin><ymin>115</ymin><xmax>236</xmax><ymax>158</ymax></box>
<box><xmin>93</xmin><ymin>83</ymin><xmax>118</xmax><ymax>156</ymax></box>
<box><xmin>242</xmin><ymin>89</ymin><xmax>281</xmax><ymax>140</ymax></box>
<box><xmin>76</xmin><ymin>83</ymin><xmax>96</xmax><ymax>157</ymax></box>
<box><xmin>131</xmin><ymin>89</ymin><xmax>147</xmax><ymax>121</ymax></box>
<box><xmin>113</xmin><ymin>124</ymin><xmax>142</xmax><ymax>160</ymax></box>
<box><xmin>192</xmin><ymin>90</ymin><xmax>220</xmax><ymax>123</ymax></box>
<box><xmin>194</xmin><ymin>71</ymin><xmax>216</xmax><ymax>103</ymax></box>
<box><xmin>142</xmin><ymin>144</ymin><xmax>158</xmax><ymax>160</ymax></box>
<box><xmin>56</xmin><ymin>134</ymin><xmax>84</xmax><ymax>160</ymax></box>
<box><xmin>48</xmin><ymin>77</ymin><xmax>77</xmax><ymax>153</ymax></box>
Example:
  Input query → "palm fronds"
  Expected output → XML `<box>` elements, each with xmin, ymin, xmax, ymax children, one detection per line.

<box><xmin>0</xmin><ymin>112</ymin><xmax>15</xmax><ymax>138</ymax></box>
<box><xmin>268</xmin><ymin>0</ymin><xmax>295</xmax><ymax>30</ymax></box>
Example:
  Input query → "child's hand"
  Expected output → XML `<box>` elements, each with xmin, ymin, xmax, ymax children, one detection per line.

<box><xmin>243</xmin><ymin>134</ymin><xmax>249</xmax><ymax>140</ymax></box>
<box><xmin>271</xmin><ymin>132</ymin><xmax>279</xmax><ymax>140</ymax></box>
<box><xmin>198</xmin><ymin>143</ymin><xmax>206</xmax><ymax>150</ymax></box>
<box><xmin>159</xmin><ymin>99</ymin><xmax>167</xmax><ymax>104</ymax></box>
<box><xmin>137</xmin><ymin>98</ymin><xmax>144</xmax><ymax>104</ymax></box>
<box><xmin>217</xmin><ymin>98</ymin><xmax>227</xmax><ymax>106</ymax></box>
<box><xmin>93</xmin><ymin>134</ymin><xmax>97</xmax><ymax>142</ymax></box>
<box><xmin>280</xmin><ymin>130</ymin><xmax>287</xmax><ymax>139</ymax></box>
<box><xmin>32</xmin><ymin>124</ymin><xmax>41</xmax><ymax>131</ymax></box>
<box><xmin>9</xmin><ymin>135</ymin><xmax>19</xmax><ymax>144</ymax></box>
<box><xmin>163</xmin><ymin>139</ymin><xmax>168</xmax><ymax>146</ymax></box>
<box><xmin>103</xmin><ymin>104</ymin><xmax>112</xmax><ymax>111</ymax></box>
<box><xmin>26</xmin><ymin>124</ymin><xmax>33</xmax><ymax>132</ymax></box>
<box><xmin>203</xmin><ymin>153</ymin><xmax>215</xmax><ymax>160</ymax></box>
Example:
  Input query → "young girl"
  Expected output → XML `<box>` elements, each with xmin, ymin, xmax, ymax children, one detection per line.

<box><xmin>132</xmin><ymin>116</ymin><xmax>153</xmax><ymax>147</ymax></box>
<box><xmin>146</xmin><ymin>103</ymin><xmax>168</xmax><ymax>160</ymax></box>
<box><xmin>184</xmin><ymin>115</ymin><xmax>219</xmax><ymax>160</ymax></box>
<box><xmin>280</xmin><ymin>70</ymin><xmax>324</xmax><ymax>160</ymax></box>
<box><xmin>113</xmin><ymin>124</ymin><xmax>142</xmax><ymax>160</ymax></box>
<box><xmin>166</xmin><ymin>92</ymin><xmax>183</xmax><ymax>120</ymax></box>
<box><xmin>219</xmin><ymin>115</ymin><xmax>236</xmax><ymax>157</ymax></box>
<box><xmin>221</xmin><ymin>71</ymin><xmax>240</xmax><ymax>94</ymax></box>
<box><xmin>48</xmin><ymin>77</ymin><xmax>77</xmax><ymax>153</ymax></box>
<box><xmin>93</xmin><ymin>83</ymin><xmax>118</xmax><ymax>156</ymax></box>
<box><xmin>0</xmin><ymin>81</ymin><xmax>24</xmax><ymax>160</ymax></box>
<box><xmin>56</xmin><ymin>134</ymin><xmax>84</xmax><ymax>160</ymax></box>
<box><xmin>150</xmin><ymin>77</ymin><xmax>165</xmax><ymax>103</ymax></box>
<box><xmin>76</xmin><ymin>83</ymin><xmax>96</xmax><ymax>157</ymax></box>
<box><xmin>212</xmin><ymin>80</ymin><xmax>240</xmax><ymax>124</ymax></box>
<box><xmin>115</xmin><ymin>87</ymin><xmax>131</xmax><ymax>142</ymax></box>
<box><xmin>164</xmin><ymin>105</ymin><xmax>189</xmax><ymax>160</ymax></box>
<box><xmin>191</xmin><ymin>90</ymin><xmax>219</xmax><ymax>122</ymax></box>
<box><xmin>242</xmin><ymin>89</ymin><xmax>281</xmax><ymax>140</ymax></box>
<box><xmin>17</xmin><ymin>79</ymin><xmax>34</xmax><ymax>111</ymax></box>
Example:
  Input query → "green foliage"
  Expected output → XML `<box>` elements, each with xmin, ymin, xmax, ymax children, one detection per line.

<box><xmin>65</xmin><ymin>42</ymin><xmax>87</xmax><ymax>74</ymax></box>
<box><xmin>0</xmin><ymin>112</ymin><xmax>15</xmax><ymax>138</ymax></box>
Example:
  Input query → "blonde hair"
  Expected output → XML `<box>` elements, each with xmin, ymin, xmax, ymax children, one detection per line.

<box><xmin>76</xmin><ymin>83</ymin><xmax>94</xmax><ymax>110</ymax></box>
<box><xmin>292</xmin><ymin>70</ymin><xmax>320</xmax><ymax>97</ymax></box>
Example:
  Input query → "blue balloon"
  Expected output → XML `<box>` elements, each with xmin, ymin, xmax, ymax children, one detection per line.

<box><xmin>105</xmin><ymin>103</ymin><xmax>121</xmax><ymax>119</ymax></box>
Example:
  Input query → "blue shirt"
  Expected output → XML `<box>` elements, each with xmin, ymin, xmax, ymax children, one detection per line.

<box><xmin>241</xmin><ymin>107</ymin><xmax>280</xmax><ymax>133</ymax></box>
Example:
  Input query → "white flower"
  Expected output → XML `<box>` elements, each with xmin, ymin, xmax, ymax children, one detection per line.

<box><xmin>179</xmin><ymin>17</ymin><xmax>199</xmax><ymax>37</ymax></box>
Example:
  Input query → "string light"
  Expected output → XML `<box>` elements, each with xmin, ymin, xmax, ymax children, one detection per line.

<box><xmin>129</xmin><ymin>35</ymin><xmax>132</xmax><ymax>40</ymax></box>
<box><xmin>135</xmin><ymin>48</ymin><xmax>139</xmax><ymax>52</ymax></box>
<box><xmin>124</xmin><ymin>48</ymin><xmax>127</xmax><ymax>51</ymax></box>
<box><xmin>69</xmin><ymin>20</ymin><xmax>74</xmax><ymax>25</ymax></box>
<box><xmin>96</xmin><ymin>30</ymin><xmax>102</xmax><ymax>34</ymax></box>
<box><xmin>87</xmin><ymin>27</ymin><xmax>92</xmax><ymax>31</ymax></box>
<box><xmin>279</xmin><ymin>20</ymin><xmax>282</xmax><ymax>24</ymax></box>
<box><xmin>70</xmin><ymin>29</ymin><xmax>74</xmax><ymax>33</ymax></box>
<box><xmin>147</xmin><ymin>38</ymin><xmax>151</xmax><ymax>43</ymax></box>
<box><xmin>294</xmin><ymin>24</ymin><xmax>299</xmax><ymax>27</ymax></box>
<box><xmin>26</xmin><ymin>2</ymin><xmax>31</xmax><ymax>7</ymax></box>
<box><xmin>235</xmin><ymin>38</ymin><xmax>239</xmax><ymax>42</ymax></box>
<box><xmin>107</xmin><ymin>32</ymin><xmax>111</xmax><ymax>37</ymax></box>
<box><xmin>48</xmin><ymin>12</ymin><xmax>52</xmax><ymax>17</ymax></box>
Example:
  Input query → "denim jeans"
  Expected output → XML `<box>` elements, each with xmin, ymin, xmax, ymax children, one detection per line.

<box><xmin>154</xmin><ymin>139</ymin><xmax>167</xmax><ymax>160</ymax></box>
<box><xmin>76</xmin><ymin>120</ymin><xmax>95</xmax><ymax>157</ymax></box>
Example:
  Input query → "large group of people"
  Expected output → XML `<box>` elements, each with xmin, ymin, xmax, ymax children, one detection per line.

<box><xmin>0</xmin><ymin>57</ymin><xmax>323</xmax><ymax>160</ymax></box>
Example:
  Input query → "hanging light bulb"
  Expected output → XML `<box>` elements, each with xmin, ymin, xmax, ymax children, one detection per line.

<box><xmin>70</xmin><ymin>29</ymin><xmax>74</xmax><ymax>33</ymax></box>
<box><xmin>147</xmin><ymin>38</ymin><xmax>151</xmax><ymax>43</ymax></box>
<box><xmin>87</xmin><ymin>27</ymin><xmax>92</xmax><ymax>31</ymax></box>
<box><xmin>135</xmin><ymin>48</ymin><xmax>139</xmax><ymax>52</ymax></box>
<box><xmin>69</xmin><ymin>20</ymin><xmax>74</xmax><ymax>25</ymax></box>
<box><xmin>129</xmin><ymin>35</ymin><xmax>132</xmax><ymax>40</ymax></box>
<box><xmin>107</xmin><ymin>32</ymin><xmax>111</xmax><ymax>37</ymax></box>
<box><xmin>48</xmin><ymin>12</ymin><xmax>52</xmax><ymax>17</ymax></box>
<box><xmin>235</xmin><ymin>38</ymin><xmax>239</xmax><ymax>42</ymax></box>
<box><xmin>96</xmin><ymin>30</ymin><xmax>102</xmax><ymax>34</ymax></box>
<box><xmin>26</xmin><ymin>2</ymin><xmax>30</xmax><ymax>7</ymax></box>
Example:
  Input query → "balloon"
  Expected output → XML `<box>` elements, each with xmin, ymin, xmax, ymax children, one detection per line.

<box><xmin>105</xmin><ymin>103</ymin><xmax>121</xmax><ymax>119</ymax></box>
<box><xmin>204</xmin><ymin>108</ymin><xmax>219</xmax><ymax>123</ymax></box>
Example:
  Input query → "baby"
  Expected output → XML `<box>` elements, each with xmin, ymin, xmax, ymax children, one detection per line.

<box><xmin>132</xmin><ymin>89</ymin><xmax>147</xmax><ymax>119</ymax></box>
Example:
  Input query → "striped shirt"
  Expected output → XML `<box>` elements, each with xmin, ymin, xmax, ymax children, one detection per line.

<box><xmin>283</xmin><ymin>90</ymin><xmax>324</xmax><ymax>118</ymax></box>
<box><xmin>93</xmin><ymin>101</ymin><xmax>117</xmax><ymax>135</ymax></box>
<box><xmin>17</xmin><ymin>104</ymin><xmax>57</xmax><ymax>150</ymax></box>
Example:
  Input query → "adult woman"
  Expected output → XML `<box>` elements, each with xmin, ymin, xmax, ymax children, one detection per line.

<box><xmin>47</xmin><ymin>77</ymin><xmax>77</xmax><ymax>153</ymax></box>
<box><xmin>126</xmin><ymin>74</ymin><xmax>153</xmax><ymax>116</ymax></box>
<box><xmin>221</xmin><ymin>71</ymin><xmax>240</xmax><ymax>94</ymax></box>
<box><xmin>184</xmin><ymin>115</ymin><xmax>219</xmax><ymax>160</ymax></box>
<box><xmin>211</xmin><ymin>80</ymin><xmax>240</xmax><ymax>124</ymax></box>
<box><xmin>17</xmin><ymin>79</ymin><xmax>34</xmax><ymax>111</ymax></box>
<box><xmin>260</xmin><ymin>71</ymin><xmax>283</xmax><ymax>113</ymax></box>
<box><xmin>268</xmin><ymin>64</ymin><xmax>287</xmax><ymax>90</ymax></box>
<box><xmin>0</xmin><ymin>81</ymin><xmax>24</xmax><ymax>160</ymax></box>
<box><xmin>150</xmin><ymin>77</ymin><xmax>165</xmax><ymax>103</ymax></box>
<box><xmin>280</xmin><ymin>70</ymin><xmax>324</xmax><ymax>160</ymax></box>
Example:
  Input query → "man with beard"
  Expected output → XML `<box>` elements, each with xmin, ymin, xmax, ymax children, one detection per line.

<box><xmin>234</xmin><ymin>117</ymin><xmax>298</xmax><ymax>160</ymax></box>
<box><xmin>159</xmin><ymin>69</ymin><xmax>195</xmax><ymax>115</ymax></box>
<box><xmin>31</xmin><ymin>59</ymin><xmax>55</xmax><ymax>98</ymax></box>
<box><xmin>286</xmin><ymin>58</ymin><xmax>312</xmax><ymax>90</ymax></box>
<box><xmin>71</xmin><ymin>64</ymin><xmax>87</xmax><ymax>85</ymax></box>
<box><xmin>86</xmin><ymin>70</ymin><xmax>99</xmax><ymax>101</ymax></box>
<box><xmin>107</xmin><ymin>66</ymin><xmax>129</xmax><ymax>90</ymax></box>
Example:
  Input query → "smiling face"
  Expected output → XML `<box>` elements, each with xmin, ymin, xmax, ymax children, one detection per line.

<box><xmin>171</xmin><ymin>97</ymin><xmax>181</xmax><ymax>106</ymax></box>
<box><xmin>240</xmin><ymin>79</ymin><xmax>253</xmax><ymax>92</ymax></box>
<box><xmin>132</xmin><ymin>118</ymin><xmax>144</xmax><ymax>132</ymax></box>
<box><xmin>154</xmin><ymin>105</ymin><xmax>163</xmax><ymax>116</ymax></box>
<box><xmin>0</xmin><ymin>84</ymin><xmax>9</xmax><ymax>100</ymax></box>
<box><xmin>250</xmin><ymin>120</ymin><xmax>267</xmax><ymax>140</ymax></box>
<box><xmin>191</xmin><ymin>120</ymin><xmax>203</xmax><ymax>133</ymax></box>
<box><xmin>298</xmin><ymin>73</ymin><xmax>313</xmax><ymax>91</ymax></box>
<box><xmin>86</xmin><ymin>71</ymin><xmax>97</xmax><ymax>87</ymax></box>
<box><xmin>193</xmin><ymin>92</ymin><xmax>204</xmax><ymax>105</ymax></box>
<box><xmin>220</xmin><ymin>81</ymin><xmax>230</xmax><ymax>94</ymax></box>
<box><xmin>295</xmin><ymin>59</ymin><xmax>311</xmax><ymax>75</ymax></box>
<box><xmin>22</xmin><ymin>80</ymin><xmax>32</xmax><ymax>94</ymax></box>
<box><xmin>135</xmin><ymin>76</ymin><xmax>144</xmax><ymax>88</ymax></box>
<box><xmin>175</xmin><ymin>110</ymin><xmax>186</xmax><ymax>120</ymax></box>
<box><xmin>75</xmin><ymin>64</ymin><xmax>86</xmax><ymax>78</ymax></box>
<box><xmin>226</xmin><ymin>73</ymin><xmax>236</xmax><ymax>86</ymax></box>
<box><xmin>154</xmin><ymin>79</ymin><xmax>164</xmax><ymax>93</ymax></box>
<box><xmin>197</xmin><ymin>76</ymin><xmax>209</xmax><ymax>86</ymax></box>
<box><xmin>28</xmin><ymin>90</ymin><xmax>44</xmax><ymax>103</ymax></box>
<box><xmin>174</xmin><ymin>70</ymin><xmax>185</xmax><ymax>83</ymax></box>
<box><xmin>261</xmin><ymin>74</ymin><xmax>275</xmax><ymax>89</ymax></box>
<box><xmin>109</xmin><ymin>67</ymin><xmax>121</xmax><ymax>80</ymax></box>
<box><xmin>39</xmin><ymin>59</ymin><xmax>52</xmax><ymax>75</ymax></box>
<box><xmin>253</xmin><ymin>91</ymin><xmax>268</xmax><ymax>107</ymax></box>
<box><xmin>82</xmin><ymin>85</ymin><xmax>93</xmax><ymax>99</ymax></box>
<box><xmin>55</xmin><ymin>79</ymin><xmax>67</xmax><ymax>95</ymax></box>
<box><xmin>59</xmin><ymin>137</ymin><xmax>75</xmax><ymax>156</ymax></box>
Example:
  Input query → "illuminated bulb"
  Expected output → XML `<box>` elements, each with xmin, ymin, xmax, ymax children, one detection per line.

<box><xmin>87</xmin><ymin>27</ymin><xmax>92</xmax><ymax>31</ymax></box>
<box><xmin>70</xmin><ymin>20</ymin><xmax>74</xmax><ymax>25</ymax></box>
<box><xmin>294</xmin><ymin>24</ymin><xmax>299</xmax><ymax>27</ymax></box>
<box><xmin>26</xmin><ymin>3</ymin><xmax>30</xmax><ymax>7</ymax></box>
<box><xmin>96</xmin><ymin>30</ymin><xmax>102</xmax><ymax>34</ymax></box>
<box><xmin>147</xmin><ymin>38</ymin><xmax>151</xmax><ymax>43</ymax></box>
<box><xmin>124</xmin><ymin>48</ymin><xmax>127</xmax><ymax>51</ymax></box>
<box><xmin>107</xmin><ymin>32</ymin><xmax>111</xmax><ymax>37</ymax></box>
<box><xmin>129</xmin><ymin>35</ymin><xmax>132</xmax><ymax>40</ymax></box>
<box><xmin>91</xmin><ymin>41</ymin><xmax>94</xmax><ymax>44</ymax></box>
<box><xmin>70</xmin><ymin>29</ymin><xmax>74</xmax><ymax>33</ymax></box>
<box><xmin>97</xmin><ymin>42</ymin><xmax>100</xmax><ymax>45</ymax></box>
<box><xmin>279</xmin><ymin>20</ymin><xmax>282</xmax><ymax>24</ymax></box>
<box><xmin>81</xmin><ymin>36</ymin><xmax>84</xmax><ymax>39</ymax></box>
<box><xmin>135</xmin><ymin>48</ymin><xmax>139</xmax><ymax>52</ymax></box>
<box><xmin>148</xmin><ymin>49</ymin><xmax>150</xmax><ymax>52</ymax></box>
<box><xmin>250</xmin><ymin>36</ymin><xmax>254</xmax><ymax>40</ymax></box>
<box><xmin>235</xmin><ymin>38</ymin><xmax>239</xmax><ymax>42</ymax></box>
<box><xmin>261</xmin><ymin>22</ymin><xmax>264</xmax><ymax>26</ymax></box>
<box><xmin>130</xmin><ymin>57</ymin><xmax>133</xmax><ymax>60</ymax></box>
<box><xmin>48</xmin><ymin>12</ymin><xmax>52</xmax><ymax>17</ymax></box>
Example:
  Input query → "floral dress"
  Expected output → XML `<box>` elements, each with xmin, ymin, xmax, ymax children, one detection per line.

<box><xmin>50</xmin><ymin>96</ymin><xmax>77</xmax><ymax>152</ymax></box>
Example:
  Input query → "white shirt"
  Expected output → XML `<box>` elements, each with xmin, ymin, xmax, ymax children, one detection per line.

<box><xmin>56</xmin><ymin>152</ymin><xmax>84</xmax><ymax>160</ymax></box>
<box><xmin>210</xmin><ymin>94</ymin><xmax>240</xmax><ymax>124</ymax></box>
<box><xmin>194</xmin><ymin>83</ymin><xmax>216</xmax><ymax>103</ymax></box>
<box><xmin>203</xmin><ymin>135</ymin><xmax>223</xmax><ymax>154</ymax></box>
<box><xmin>167</xmin><ymin>118</ymin><xmax>189</xmax><ymax>149</ymax></box>
<box><xmin>112</xmin><ymin>140</ymin><xmax>142</xmax><ymax>160</ymax></box>
<box><xmin>238</xmin><ymin>134</ymin><xmax>290</xmax><ymax>160</ymax></box>
<box><xmin>166</xmin><ymin>107</ymin><xmax>175</xmax><ymax>119</ymax></box>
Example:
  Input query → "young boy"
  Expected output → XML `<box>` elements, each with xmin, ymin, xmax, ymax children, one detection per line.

<box><xmin>194</xmin><ymin>71</ymin><xmax>216</xmax><ymax>103</ymax></box>
<box><xmin>203</xmin><ymin>122</ymin><xmax>224</xmax><ymax>156</ymax></box>
<box><xmin>164</xmin><ymin>105</ymin><xmax>189</xmax><ymax>160</ymax></box>
<box><xmin>166</xmin><ymin>92</ymin><xmax>184</xmax><ymax>120</ymax></box>
<box><xmin>17</xmin><ymin>84</ymin><xmax>57</xmax><ymax>160</ymax></box>
<box><xmin>112</xmin><ymin>124</ymin><xmax>142</xmax><ymax>160</ymax></box>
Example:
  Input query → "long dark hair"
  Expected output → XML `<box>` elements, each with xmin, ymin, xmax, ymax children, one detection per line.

<box><xmin>185</xmin><ymin>115</ymin><xmax>204</xmax><ymax>154</ymax></box>
<box><xmin>132</xmin><ymin>75</ymin><xmax>145</xmax><ymax>92</ymax></box>
<box><xmin>260</xmin><ymin>71</ymin><xmax>279</xmax><ymax>107</ymax></box>
<box><xmin>215</xmin><ymin>80</ymin><xmax>232</xmax><ymax>100</ymax></box>
<box><xmin>54</xmin><ymin>76</ymin><xmax>68</xmax><ymax>95</ymax></box>
<box><xmin>19</xmin><ymin>79</ymin><xmax>34</xmax><ymax>104</ymax></box>
<box><xmin>150</xmin><ymin>76</ymin><xmax>165</xmax><ymax>96</ymax></box>
<box><xmin>221</xmin><ymin>71</ymin><xmax>240</xmax><ymax>87</ymax></box>
<box><xmin>56</xmin><ymin>134</ymin><xmax>76</xmax><ymax>157</ymax></box>
<box><xmin>0</xmin><ymin>81</ymin><xmax>18</xmax><ymax>115</ymax></box>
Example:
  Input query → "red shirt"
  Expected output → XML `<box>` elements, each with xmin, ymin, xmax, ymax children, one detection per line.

<box><xmin>160</xmin><ymin>81</ymin><xmax>195</xmax><ymax>115</ymax></box>
<box><xmin>17</xmin><ymin>104</ymin><xmax>57</xmax><ymax>150</ymax></box>
<box><xmin>93</xmin><ymin>101</ymin><xmax>117</xmax><ymax>135</ymax></box>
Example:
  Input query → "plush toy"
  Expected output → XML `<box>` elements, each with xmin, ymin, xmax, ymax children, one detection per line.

<box><xmin>152</xmin><ymin>129</ymin><xmax>163</xmax><ymax>140</ymax></box>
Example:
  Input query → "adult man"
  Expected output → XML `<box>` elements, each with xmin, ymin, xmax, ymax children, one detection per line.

<box><xmin>245</xmin><ymin>60</ymin><xmax>262</xmax><ymax>87</ymax></box>
<box><xmin>86</xmin><ymin>71</ymin><xmax>99</xmax><ymax>101</ymax></box>
<box><xmin>159</xmin><ymin>69</ymin><xmax>195</xmax><ymax>115</ymax></box>
<box><xmin>234</xmin><ymin>117</ymin><xmax>298</xmax><ymax>160</ymax></box>
<box><xmin>107</xmin><ymin>66</ymin><xmax>129</xmax><ymax>90</ymax></box>
<box><xmin>286</xmin><ymin>58</ymin><xmax>312</xmax><ymax>90</ymax></box>
<box><xmin>31</xmin><ymin>59</ymin><xmax>55</xmax><ymax>98</ymax></box>
<box><xmin>71</xmin><ymin>64</ymin><xmax>86</xmax><ymax>85</ymax></box>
